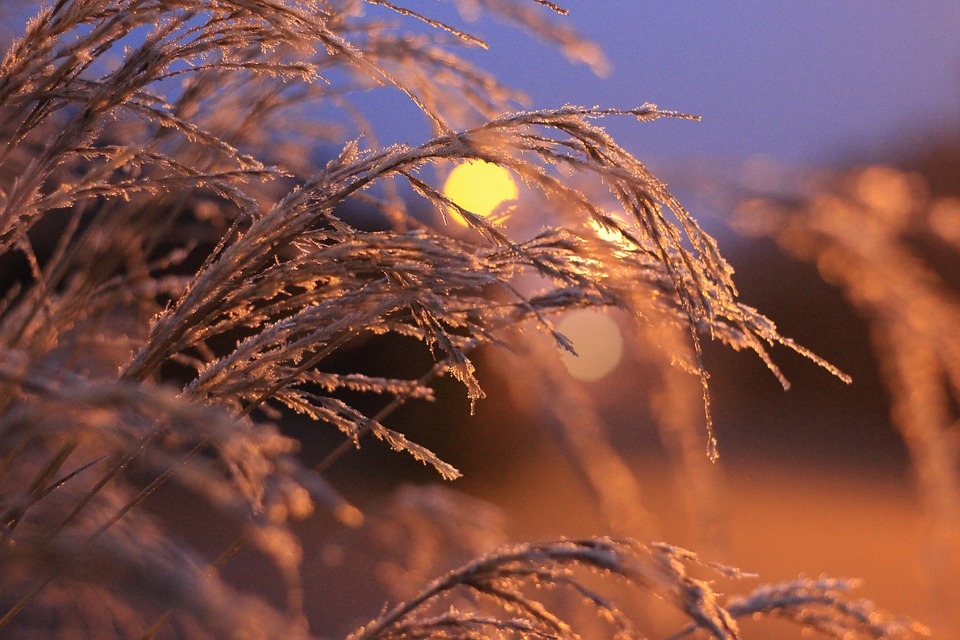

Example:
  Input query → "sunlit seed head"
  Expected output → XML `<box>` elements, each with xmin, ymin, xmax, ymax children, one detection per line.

<box><xmin>442</xmin><ymin>159</ymin><xmax>518</xmax><ymax>226</ymax></box>
<box><xmin>336</xmin><ymin>503</ymin><xmax>364</xmax><ymax>528</ymax></box>
<box><xmin>557</xmin><ymin>309</ymin><xmax>624</xmax><ymax>382</ymax></box>
<box><xmin>854</xmin><ymin>165</ymin><xmax>920</xmax><ymax>228</ymax></box>
<box><xmin>929</xmin><ymin>196</ymin><xmax>960</xmax><ymax>245</ymax></box>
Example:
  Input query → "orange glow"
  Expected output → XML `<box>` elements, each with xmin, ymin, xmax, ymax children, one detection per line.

<box><xmin>442</xmin><ymin>160</ymin><xmax>518</xmax><ymax>225</ymax></box>
<box><xmin>557</xmin><ymin>309</ymin><xmax>624</xmax><ymax>382</ymax></box>
<box><xmin>590</xmin><ymin>212</ymin><xmax>629</xmax><ymax>244</ymax></box>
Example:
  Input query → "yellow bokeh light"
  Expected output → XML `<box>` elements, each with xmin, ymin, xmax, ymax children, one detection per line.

<box><xmin>442</xmin><ymin>159</ymin><xmax>518</xmax><ymax>225</ymax></box>
<box><xmin>557</xmin><ymin>309</ymin><xmax>624</xmax><ymax>382</ymax></box>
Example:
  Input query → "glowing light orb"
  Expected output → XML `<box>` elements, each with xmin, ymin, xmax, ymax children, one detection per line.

<box><xmin>442</xmin><ymin>159</ymin><xmax>518</xmax><ymax>225</ymax></box>
<box><xmin>557</xmin><ymin>309</ymin><xmax>624</xmax><ymax>382</ymax></box>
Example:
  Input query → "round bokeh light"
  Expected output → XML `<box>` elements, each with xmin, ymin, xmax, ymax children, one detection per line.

<box><xmin>442</xmin><ymin>159</ymin><xmax>518</xmax><ymax>225</ymax></box>
<box><xmin>557</xmin><ymin>309</ymin><xmax>624</xmax><ymax>382</ymax></box>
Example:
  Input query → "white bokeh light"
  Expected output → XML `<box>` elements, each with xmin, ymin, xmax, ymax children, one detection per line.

<box><xmin>557</xmin><ymin>309</ymin><xmax>624</xmax><ymax>382</ymax></box>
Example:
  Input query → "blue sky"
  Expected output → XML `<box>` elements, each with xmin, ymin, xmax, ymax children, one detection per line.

<box><xmin>473</xmin><ymin>2</ymin><xmax>960</xmax><ymax>167</ymax></box>
<box><xmin>8</xmin><ymin>3</ymin><xmax>955</xmax><ymax>172</ymax></box>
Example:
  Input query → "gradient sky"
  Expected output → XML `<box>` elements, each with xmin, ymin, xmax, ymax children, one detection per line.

<box><xmin>7</xmin><ymin>3</ymin><xmax>955</xmax><ymax>169</ymax></box>
<box><xmin>5</xmin><ymin>2</ymin><xmax>952</xmax><ymax>248</ymax></box>
<box><xmin>472</xmin><ymin>2</ymin><xmax>960</xmax><ymax>168</ymax></box>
